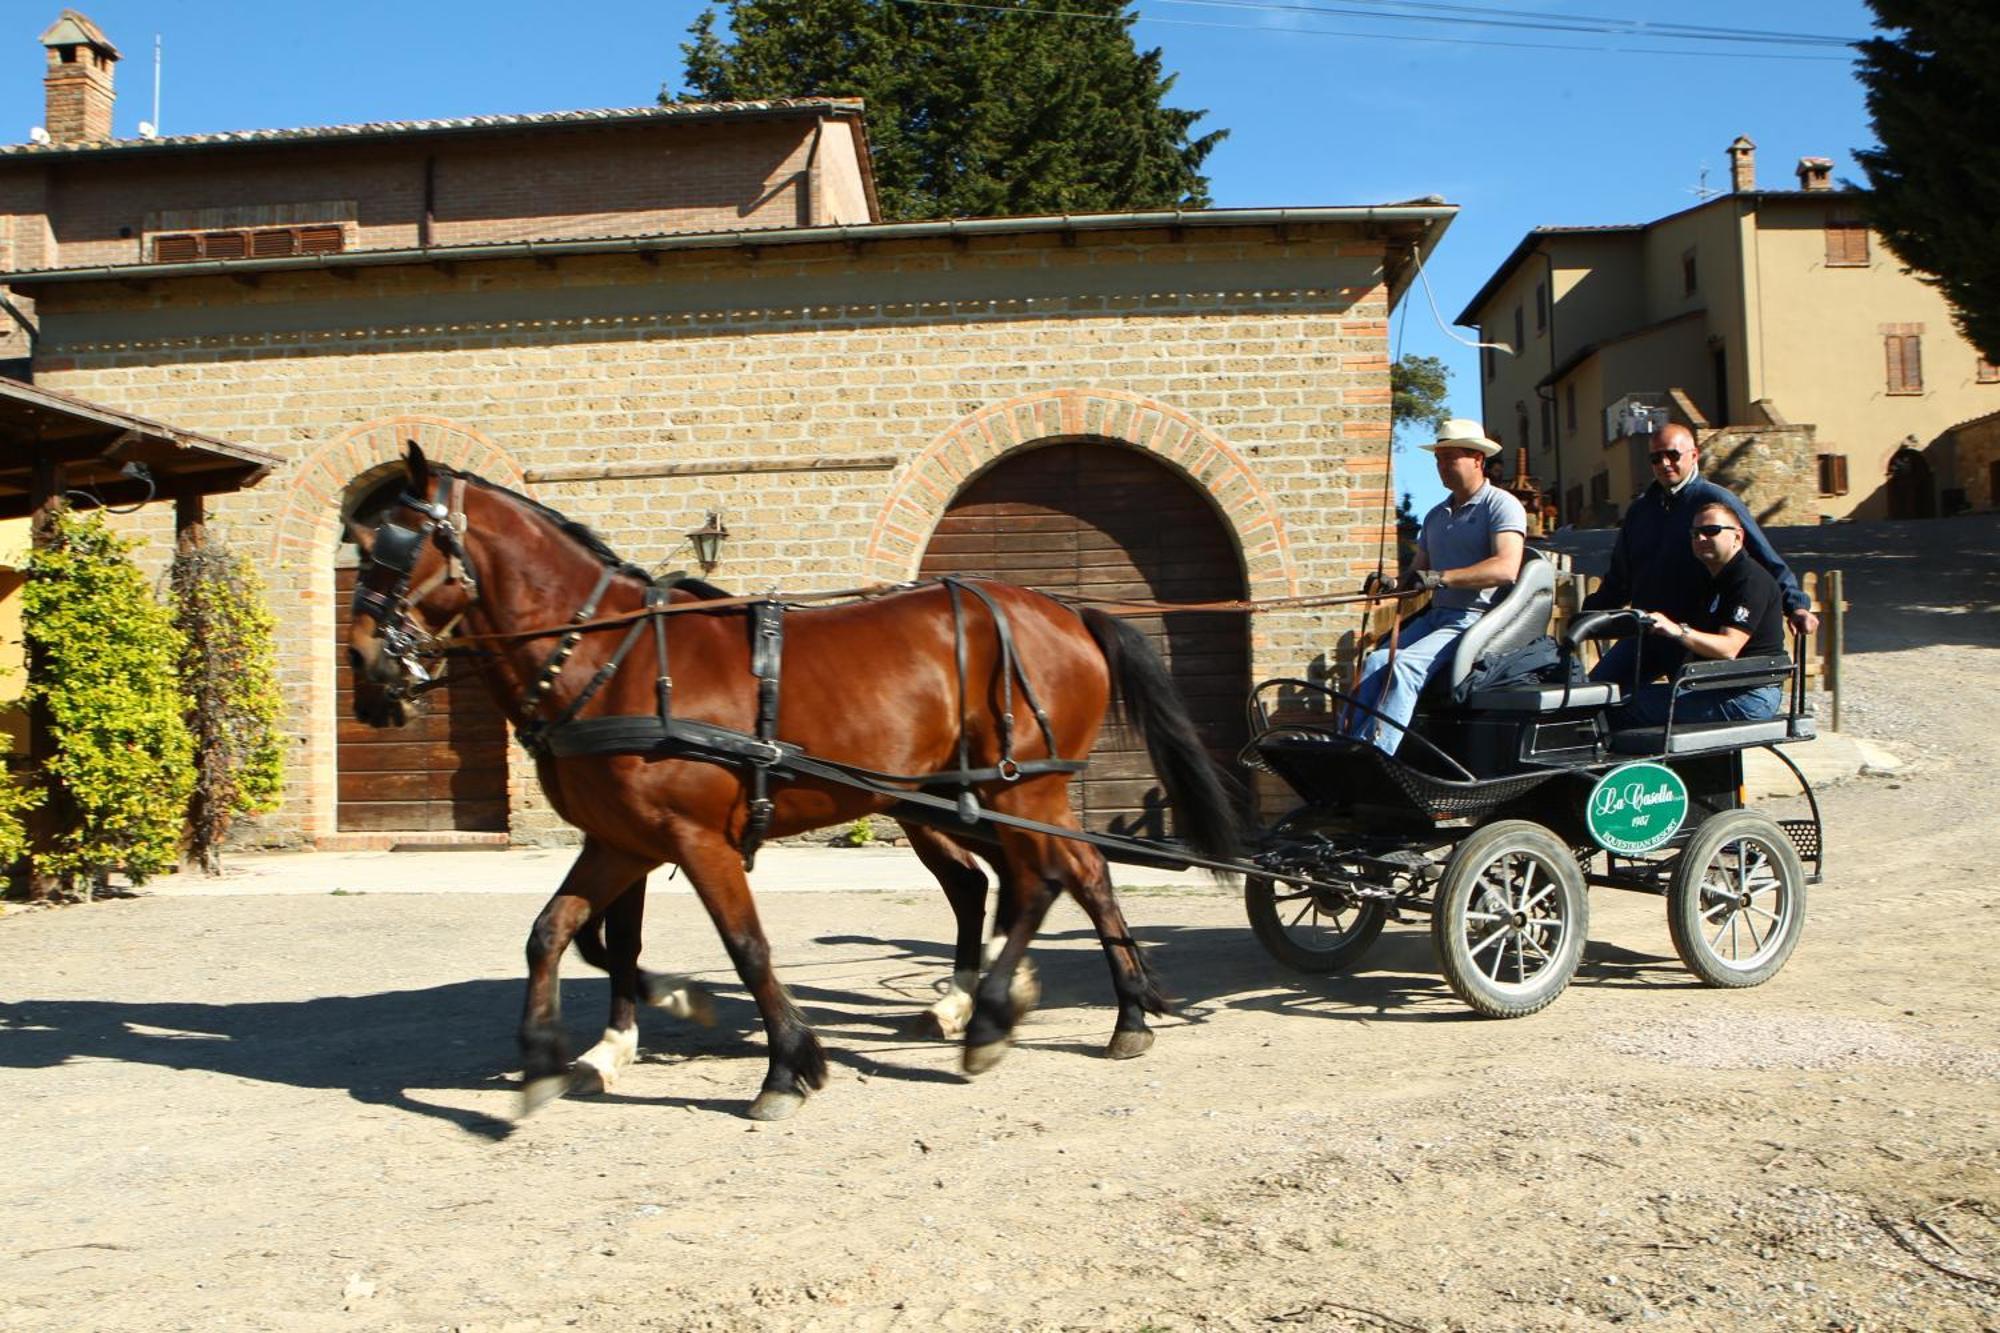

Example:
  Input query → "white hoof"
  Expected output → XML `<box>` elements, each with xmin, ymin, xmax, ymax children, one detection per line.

<box><xmin>925</xmin><ymin>970</ymin><xmax>979</xmax><ymax>1038</ymax></box>
<box><xmin>569</xmin><ymin>1027</ymin><xmax>638</xmax><ymax>1096</ymax></box>
<box><xmin>652</xmin><ymin>982</ymin><xmax>717</xmax><ymax>1027</ymax></box>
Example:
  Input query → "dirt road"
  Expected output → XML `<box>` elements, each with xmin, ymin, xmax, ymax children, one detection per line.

<box><xmin>3</xmin><ymin>519</ymin><xmax>1996</xmax><ymax>1332</ymax></box>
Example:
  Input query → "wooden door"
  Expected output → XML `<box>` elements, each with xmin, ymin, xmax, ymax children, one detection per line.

<box><xmin>917</xmin><ymin>443</ymin><xmax>1248</xmax><ymax>838</ymax></box>
<box><xmin>335</xmin><ymin>566</ymin><xmax>510</xmax><ymax>832</ymax></box>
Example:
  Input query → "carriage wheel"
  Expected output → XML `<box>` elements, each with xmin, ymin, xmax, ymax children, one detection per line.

<box><xmin>1667</xmin><ymin>810</ymin><xmax>1806</xmax><ymax>988</ymax></box>
<box><xmin>1244</xmin><ymin>873</ymin><xmax>1387</xmax><ymax>973</ymax></box>
<box><xmin>1431</xmin><ymin>820</ymin><xmax>1589</xmax><ymax>1019</ymax></box>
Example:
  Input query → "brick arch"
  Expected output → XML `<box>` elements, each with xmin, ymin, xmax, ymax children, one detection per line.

<box><xmin>864</xmin><ymin>389</ymin><xmax>1297</xmax><ymax>594</ymax></box>
<box><xmin>274</xmin><ymin>416</ymin><xmax>527</xmax><ymax>842</ymax></box>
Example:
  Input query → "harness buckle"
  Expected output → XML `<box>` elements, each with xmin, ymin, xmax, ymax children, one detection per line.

<box><xmin>997</xmin><ymin>758</ymin><xmax>1022</xmax><ymax>782</ymax></box>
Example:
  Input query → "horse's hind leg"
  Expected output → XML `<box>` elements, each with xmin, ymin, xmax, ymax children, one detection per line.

<box><xmin>570</xmin><ymin>880</ymin><xmax>718</xmax><ymax>1096</ymax></box>
<box><xmin>678</xmin><ymin>833</ymin><xmax>827</xmax><ymax>1121</ymax></box>
<box><xmin>902</xmin><ymin>823</ymin><xmax>990</xmax><ymax>1038</ymax></box>
<box><xmin>520</xmin><ymin>839</ymin><xmax>655</xmax><ymax>1115</ymax></box>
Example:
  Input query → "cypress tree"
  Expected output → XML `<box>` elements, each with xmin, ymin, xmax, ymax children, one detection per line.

<box><xmin>676</xmin><ymin>0</ymin><xmax>1225</xmax><ymax>220</ymax></box>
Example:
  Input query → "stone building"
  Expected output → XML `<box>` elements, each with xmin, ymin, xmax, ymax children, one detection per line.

<box><xmin>1</xmin><ymin>10</ymin><xmax>1453</xmax><ymax>846</ymax></box>
<box><xmin>1460</xmin><ymin>136</ymin><xmax>1999</xmax><ymax>527</ymax></box>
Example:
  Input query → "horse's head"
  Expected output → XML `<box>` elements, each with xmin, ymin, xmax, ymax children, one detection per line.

<box><xmin>347</xmin><ymin>441</ymin><xmax>481</xmax><ymax>728</ymax></box>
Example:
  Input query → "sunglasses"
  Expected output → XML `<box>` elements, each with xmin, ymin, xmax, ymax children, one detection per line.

<box><xmin>1691</xmin><ymin>523</ymin><xmax>1739</xmax><ymax>538</ymax></box>
<box><xmin>1649</xmin><ymin>449</ymin><xmax>1687</xmax><ymax>464</ymax></box>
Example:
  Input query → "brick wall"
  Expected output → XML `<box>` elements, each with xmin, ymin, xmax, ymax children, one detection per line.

<box><xmin>32</xmin><ymin>224</ymin><xmax>1396</xmax><ymax>844</ymax></box>
<box><xmin>1699</xmin><ymin>423</ymin><xmax>1821</xmax><ymax>528</ymax></box>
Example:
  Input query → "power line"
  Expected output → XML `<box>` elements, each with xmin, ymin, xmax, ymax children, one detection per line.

<box><xmin>1291</xmin><ymin>0</ymin><xmax>1857</xmax><ymax>47</ymax></box>
<box><xmin>894</xmin><ymin>0</ymin><xmax>1858</xmax><ymax>61</ymax></box>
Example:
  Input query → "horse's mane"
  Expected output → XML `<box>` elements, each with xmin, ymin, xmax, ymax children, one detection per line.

<box><xmin>442</xmin><ymin>464</ymin><xmax>730</xmax><ymax>595</ymax></box>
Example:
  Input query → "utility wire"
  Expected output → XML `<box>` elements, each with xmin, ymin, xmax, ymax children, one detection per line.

<box><xmin>894</xmin><ymin>0</ymin><xmax>1858</xmax><ymax>61</ymax></box>
<box><xmin>1229</xmin><ymin>0</ymin><xmax>1857</xmax><ymax>47</ymax></box>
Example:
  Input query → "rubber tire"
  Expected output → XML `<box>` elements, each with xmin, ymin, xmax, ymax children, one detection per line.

<box><xmin>1245</xmin><ymin>873</ymin><xmax>1388</xmax><ymax>974</ymax></box>
<box><xmin>1667</xmin><ymin>810</ymin><xmax>1806</xmax><ymax>988</ymax></box>
<box><xmin>1431</xmin><ymin>819</ymin><xmax>1589</xmax><ymax>1019</ymax></box>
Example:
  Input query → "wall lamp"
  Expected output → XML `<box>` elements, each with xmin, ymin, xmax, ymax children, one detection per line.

<box><xmin>686</xmin><ymin>511</ymin><xmax>729</xmax><ymax>574</ymax></box>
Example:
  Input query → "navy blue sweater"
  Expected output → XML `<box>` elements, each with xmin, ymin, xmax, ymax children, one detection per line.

<box><xmin>1583</xmin><ymin>476</ymin><xmax>1807</xmax><ymax>620</ymax></box>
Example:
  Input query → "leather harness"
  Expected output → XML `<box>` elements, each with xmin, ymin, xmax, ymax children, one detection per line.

<box><xmin>356</xmin><ymin>476</ymin><xmax>1083</xmax><ymax>870</ymax></box>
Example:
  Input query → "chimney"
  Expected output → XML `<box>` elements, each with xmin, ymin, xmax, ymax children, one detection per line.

<box><xmin>1727</xmin><ymin>136</ymin><xmax>1756</xmax><ymax>193</ymax></box>
<box><xmin>1796</xmin><ymin>156</ymin><xmax>1834</xmax><ymax>191</ymax></box>
<box><xmin>39</xmin><ymin>10</ymin><xmax>120</xmax><ymax>144</ymax></box>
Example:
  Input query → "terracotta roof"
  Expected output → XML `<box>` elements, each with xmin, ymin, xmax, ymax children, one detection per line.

<box><xmin>39</xmin><ymin>9</ymin><xmax>117</xmax><ymax>56</ymax></box>
<box><xmin>0</xmin><ymin>99</ymin><xmax>866</xmax><ymax>159</ymax></box>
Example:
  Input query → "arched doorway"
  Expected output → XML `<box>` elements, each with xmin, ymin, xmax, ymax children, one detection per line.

<box><xmin>917</xmin><ymin>441</ymin><xmax>1249</xmax><ymax>838</ymax></box>
<box><xmin>333</xmin><ymin>483</ymin><xmax>508</xmax><ymax>834</ymax></box>
<box><xmin>1886</xmin><ymin>444</ymin><xmax>1936</xmax><ymax>519</ymax></box>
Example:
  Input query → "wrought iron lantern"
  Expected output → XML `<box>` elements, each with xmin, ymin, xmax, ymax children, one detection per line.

<box><xmin>687</xmin><ymin>511</ymin><xmax>729</xmax><ymax>573</ymax></box>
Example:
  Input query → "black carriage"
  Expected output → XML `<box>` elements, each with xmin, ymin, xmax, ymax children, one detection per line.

<box><xmin>1238</xmin><ymin>548</ymin><xmax>1823</xmax><ymax>1018</ymax></box>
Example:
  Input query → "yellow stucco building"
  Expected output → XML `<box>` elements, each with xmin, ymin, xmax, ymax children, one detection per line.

<box><xmin>1460</xmin><ymin>137</ymin><xmax>1999</xmax><ymax>525</ymax></box>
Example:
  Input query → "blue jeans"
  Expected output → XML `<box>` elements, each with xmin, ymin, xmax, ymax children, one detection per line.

<box><xmin>1343</xmin><ymin>606</ymin><xmax>1485</xmax><ymax>755</ymax></box>
<box><xmin>1611</xmin><ymin>682</ymin><xmax>1782</xmax><ymax>728</ymax></box>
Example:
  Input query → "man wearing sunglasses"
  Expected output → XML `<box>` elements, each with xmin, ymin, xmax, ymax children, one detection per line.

<box><xmin>1582</xmin><ymin>421</ymin><xmax>1814</xmax><ymax>688</ymax></box>
<box><xmin>1611</xmin><ymin>500</ymin><xmax>1787</xmax><ymax>725</ymax></box>
<box><xmin>1345</xmin><ymin>419</ymin><xmax>1526</xmax><ymax>753</ymax></box>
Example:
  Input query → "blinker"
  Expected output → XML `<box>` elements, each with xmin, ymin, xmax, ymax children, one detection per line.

<box><xmin>371</xmin><ymin>521</ymin><xmax>425</xmax><ymax>574</ymax></box>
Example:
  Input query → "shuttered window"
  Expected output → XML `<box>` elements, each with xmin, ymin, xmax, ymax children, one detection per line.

<box><xmin>152</xmin><ymin>224</ymin><xmax>347</xmax><ymax>263</ymax></box>
<box><xmin>1817</xmin><ymin>453</ymin><xmax>1850</xmax><ymax>496</ymax></box>
<box><xmin>1825</xmin><ymin>222</ymin><xmax>1869</xmax><ymax>267</ymax></box>
<box><xmin>1885</xmin><ymin>334</ymin><xmax>1924</xmax><ymax>394</ymax></box>
<box><xmin>1977</xmin><ymin>358</ymin><xmax>1999</xmax><ymax>384</ymax></box>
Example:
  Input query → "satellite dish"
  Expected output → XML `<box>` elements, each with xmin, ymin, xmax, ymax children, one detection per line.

<box><xmin>137</xmin><ymin>121</ymin><xmax>157</xmax><ymax>139</ymax></box>
<box><xmin>29</xmin><ymin>126</ymin><xmax>50</xmax><ymax>144</ymax></box>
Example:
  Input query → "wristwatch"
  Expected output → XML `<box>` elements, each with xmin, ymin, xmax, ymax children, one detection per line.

<box><xmin>1675</xmin><ymin>623</ymin><xmax>1690</xmax><ymax>641</ymax></box>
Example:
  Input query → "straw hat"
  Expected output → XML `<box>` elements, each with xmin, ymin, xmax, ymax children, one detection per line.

<box><xmin>1422</xmin><ymin>418</ymin><xmax>1502</xmax><ymax>458</ymax></box>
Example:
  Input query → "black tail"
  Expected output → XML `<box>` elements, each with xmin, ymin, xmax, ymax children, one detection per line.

<box><xmin>1080</xmin><ymin>606</ymin><xmax>1244</xmax><ymax>862</ymax></box>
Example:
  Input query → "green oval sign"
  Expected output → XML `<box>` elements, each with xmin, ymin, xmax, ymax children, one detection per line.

<box><xmin>1586</xmin><ymin>762</ymin><xmax>1690</xmax><ymax>854</ymax></box>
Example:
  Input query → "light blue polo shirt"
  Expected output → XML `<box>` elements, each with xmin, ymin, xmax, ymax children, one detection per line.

<box><xmin>1418</xmin><ymin>483</ymin><xmax>1527</xmax><ymax>611</ymax></box>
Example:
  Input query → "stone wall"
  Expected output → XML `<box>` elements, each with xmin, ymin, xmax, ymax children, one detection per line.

<box><xmin>1947</xmin><ymin>411</ymin><xmax>2000</xmax><ymax>511</ymax></box>
<box><xmin>30</xmin><ymin>223</ymin><xmax>1398</xmax><ymax>844</ymax></box>
<box><xmin>1698</xmin><ymin>423</ymin><xmax>1821</xmax><ymax>529</ymax></box>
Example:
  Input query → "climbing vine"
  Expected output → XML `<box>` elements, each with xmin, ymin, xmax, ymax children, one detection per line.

<box><xmin>24</xmin><ymin>510</ymin><xmax>194</xmax><ymax>891</ymax></box>
<box><xmin>172</xmin><ymin>533</ymin><xmax>285</xmax><ymax>873</ymax></box>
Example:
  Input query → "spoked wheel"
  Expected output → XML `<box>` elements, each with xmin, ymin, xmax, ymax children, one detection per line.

<box><xmin>1667</xmin><ymin>810</ymin><xmax>1806</xmax><ymax>987</ymax></box>
<box><xmin>1245</xmin><ymin>873</ymin><xmax>1387</xmax><ymax>973</ymax></box>
<box><xmin>1431</xmin><ymin>819</ymin><xmax>1589</xmax><ymax>1019</ymax></box>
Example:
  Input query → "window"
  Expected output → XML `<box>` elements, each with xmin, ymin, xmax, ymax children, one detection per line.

<box><xmin>1539</xmin><ymin>399</ymin><xmax>1553</xmax><ymax>453</ymax></box>
<box><xmin>1564</xmin><ymin>484</ymin><xmax>1584</xmax><ymax>525</ymax></box>
<box><xmin>1825</xmin><ymin>221</ymin><xmax>1869</xmax><ymax>267</ymax></box>
<box><xmin>1483</xmin><ymin>341</ymin><xmax>1495</xmax><ymax>382</ymax></box>
<box><xmin>1978</xmin><ymin>358</ymin><xmax>1999</xmax><ymax>384</ymax></box>
<box><xmin>1513</xmin><ymin>305</ymin><xmax>1524</xmax><ymax>353</ymax></box>
<box><xmin>1682</xmin><ymin>248</ymin><xmax>1698</xmax><ymax>296</ymax></box>
<box><xmin>1885</xmin><ymin>333</ymin><xmax>1924</xmax><ymax>394</ymax></box>
<box><xmin>1516</xmin><ymin>407</ymin><xmax>1530</xmax><ymax>459</ymax></box>
<box><xmin>1534</xmin><ymin>282</ymin><xmax>1548</xmax><ymax>334</ymax></box>
<box><xmin>1564</xmin><ymin>382</ymin><xmax>1577</xmax><ymax>434</ymax></box>
<box><xmin>1589</xmin><ymin>471</ymin><xmax>1610</xmax><ymax>515</ymax></box>
<box><xmin>152</xmin><ymin>224</ymin><xmax>344</xmax><ymax>263</ymax></box>
<box><xmin>1818</xmin><ymin>453</ymin><xmax>1850</xmax><ymax>496</ymax></box>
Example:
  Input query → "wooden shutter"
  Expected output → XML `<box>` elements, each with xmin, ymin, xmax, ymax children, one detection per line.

<box><xmin>1817</xmin><ymin>453</ymin><xmax>1849</xmax><ymax>496</ymax></box>
<box><xmin>1886</xmin><ymin>334</ymin><xmax>1923</xmax><ymax>394</ymax></box>
<box><xmin>1978</xmin><ymin>359</ymin><xmax>1999</xmax><ymax>385</ymax></box>
<box><xmin>298</xmin><ymin>225</ymin><xmax>345</xmax><ymax>254</ymax></box>
<box><xmin>1825</xmin><ymin>223</ymin><xmax>1869</xmax><ymax>267</ymax></box>
<box><xmin>152</xmin><ymin>233</ymin><xmax>199</xmax><ymax>262</ymax></box>
<box><xmin>203</xmin><ymin>230</ymin><xmax>249</xmax><ymax>260</ymax></box>
<box><xmin>249</xmin><ymin>228</ymin><xmax>298</xmax><ymax>258</ymax></box>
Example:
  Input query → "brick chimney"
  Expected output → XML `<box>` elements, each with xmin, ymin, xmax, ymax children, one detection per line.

<box><xmin>1727</xmin><ymin>136</ymin><xmax>1756</xmax><ymax>193</ymax></box>
<box><xmin>1796</xmin><ymin>156</ymin><xmax>1834</xmax><ymax>191</ymax></box>
<box><xmin>40</xmin><ymin>10</ymin><xmax>120</xmax><ymax>144</ymax></box>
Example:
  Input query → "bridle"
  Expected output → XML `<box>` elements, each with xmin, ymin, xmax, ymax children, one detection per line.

<box><xmin>352</xmin><ymin>473</ymin><xmax>482</xmax><ymax>700</ymax></box>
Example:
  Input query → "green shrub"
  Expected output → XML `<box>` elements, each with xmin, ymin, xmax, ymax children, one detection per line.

<box><xmin>173</xmin><ymin>534</ymin><xmax>285</xmax><ymax>873</ymax></box>
<box><xmin>24</xmin><ymin>510</ymin><xmax>194</xmax><ymax>890</ymax></box>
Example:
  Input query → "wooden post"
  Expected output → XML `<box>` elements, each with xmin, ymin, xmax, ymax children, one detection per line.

<box><xmin>175</xmin><ymin>490</ymin><xmax>206</xmax><ymax>555</ymax></box>
<box><xmin>1825</xmin><ymin>569</ymin><xmax>1845</xmax><ymax>732</ymax></box>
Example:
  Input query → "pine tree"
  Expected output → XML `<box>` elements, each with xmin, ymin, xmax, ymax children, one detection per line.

<box><xmin>675</xmin><ymin>1</ymin><xmax>1225</xmax><ymax>221</ymax></box>
<box><xmin>1854</xmin><ymin>1</ymin><xmax>2000</xmax><ymax>361</ymax></box>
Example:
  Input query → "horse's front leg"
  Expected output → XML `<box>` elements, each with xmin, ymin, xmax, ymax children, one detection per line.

<box><xmin>569</xmin><ymin>879</ymin><xmax>718</xmax><ymax>1098</ymax></box>
<box><xmin>679</xmin><ymin>833</ymin><xmax>826</xmax><ymax>1121</ymax></box>
<box><xmin>520</xmin><ymin>839</ymin><xmax>654</xmax><ymax>1115</ymax></box>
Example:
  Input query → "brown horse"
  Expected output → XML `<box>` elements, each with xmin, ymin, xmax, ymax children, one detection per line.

<box><xmin>347</xmin><ymin>444</ymin><xmax>1240</xmax><ymax>1120</ymax></box>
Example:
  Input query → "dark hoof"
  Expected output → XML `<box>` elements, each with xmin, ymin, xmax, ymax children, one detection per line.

<box><xmin>963</xmin><ymin>1038</ymin><xmax>1011</xmax><ymax>1075</ymax></box>
<box><xmin>567</xmin><ymin>1063</ymin><xmax>610</xmax><ymax>1098</ymax></box>
<box><xmin>518</xmin><ymin>1074</ymin><xmax>569</xmax><ymax>1118</ymax></box>
<box><xmin>1105</xmin><ymin>1028</ymin><xmax>1155</xmax><ymax>1060</ymax></box>
<box><xmin>747</xmin><ymin>1089</ymin><xmax>806</xmax><ymax>1121</ymax></box>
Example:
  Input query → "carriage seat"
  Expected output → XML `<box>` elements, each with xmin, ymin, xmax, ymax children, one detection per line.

<box><xmin>1609</xmin><ymin>713</ymin><xmax>1815</xmax><ymax>756</ymax></box>
<box><xmin>1464</xmin><ymin>680</ymin><xmax>1620</xmax><ymax>713</ymax></box>
<box><xmin>1405</xmin><ymin>546</ymin><xmax>1562</xmax><ymax>712</ymax></box>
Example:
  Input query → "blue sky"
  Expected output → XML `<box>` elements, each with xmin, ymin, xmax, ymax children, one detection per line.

<box><xmin>1</xmin><ymin>1</ymin><xmax>1881</xmax><ymax>511</ymax></box>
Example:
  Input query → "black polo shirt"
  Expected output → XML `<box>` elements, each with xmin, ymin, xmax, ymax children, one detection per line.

<box><xmin>1692</xmin><ymin>551</ymin><xmax>1786</xmax><ymax>659</ymax></box>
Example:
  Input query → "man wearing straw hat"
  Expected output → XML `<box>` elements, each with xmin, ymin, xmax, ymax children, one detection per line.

<box><xmin>1344</xmin><ymin>419</ymin><xmax>1526</xmax><ymax>754</ymax></box>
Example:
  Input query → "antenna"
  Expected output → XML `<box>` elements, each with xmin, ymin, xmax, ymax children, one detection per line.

<box><xmin>151</xmin><ymin>33</ymin><xmax>162</xmax><ymax>137</ymax></box>
<box><xmin>1687</xmin><ymin>163</ymin><xmax>1720</xmax><ymax>201</ymax></box>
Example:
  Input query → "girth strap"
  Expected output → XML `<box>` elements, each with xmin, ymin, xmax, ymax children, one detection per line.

<box><xmin>739</xmin><ymin>601</ymin><xmax>786</xmax><ymax>870</ymax></box>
